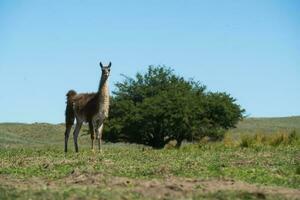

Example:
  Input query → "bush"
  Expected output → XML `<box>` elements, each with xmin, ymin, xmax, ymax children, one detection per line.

<box><xmin>240</xmin><ymin>135</ymin><xmax>254</xmax><ymax>148</ymax></box>
<box><xmin>104</xmin><ymin>66</ymin><xmax>245</xmax><ymax>148</ymax></box>
<box><xmin>270</xmin><ymin>130</ymin><xmax>299</xmax><ymax>146</ymax></box>
<box><xmin>237</xmin><ymin>130</ymin><xmax>299</xmax><ymax>148</ymax></box>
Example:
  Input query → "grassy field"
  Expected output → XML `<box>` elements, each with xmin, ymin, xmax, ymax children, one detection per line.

<box><xmin>0</xmin><ymin>117</ymin><xmax>299</xmax><ymax>199</ymax></box>
<box><xmin>229</xmin><ymin>116</ymin><xmax>300</xmax><ymax>134</ymax></box>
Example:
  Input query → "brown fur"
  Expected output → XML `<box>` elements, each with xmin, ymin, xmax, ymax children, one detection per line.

<box><xmin>68</xmin><ymin>93</ymin><xmax>99</xmax><ymax>122</ymax></box>
<box><xmin>64</xmin><ymin>62</ymin><xmax>111</xmax><ymax>153</ymax></box>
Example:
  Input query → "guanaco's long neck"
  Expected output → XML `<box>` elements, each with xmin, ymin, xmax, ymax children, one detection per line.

<box><xmin>98</xmin><ymin>74</ymin><xmax>110</xmax><ymax>117</ymax></box>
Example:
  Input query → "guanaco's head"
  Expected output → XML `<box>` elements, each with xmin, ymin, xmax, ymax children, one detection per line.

<box><xmin>100</xmin><ymin>62</ymin><xmax>111</xmax><ymax>78</ymax></box>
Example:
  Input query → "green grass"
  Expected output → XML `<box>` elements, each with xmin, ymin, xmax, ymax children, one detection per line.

<box><xmin>0</xmin><ymin>144</ymin><xmax>299</xmax><ymax>188</ymax></box>
<box><xmin>0</xmin><ymin>117</ymin><xmax>300</xmax><ymax>199</ymax></box>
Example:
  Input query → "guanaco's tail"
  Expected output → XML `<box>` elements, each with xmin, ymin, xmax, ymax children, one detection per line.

<box><xmin>65</xmin><ymin>90</ymin><xmax>77</xmax><ymax>125</ymax></box>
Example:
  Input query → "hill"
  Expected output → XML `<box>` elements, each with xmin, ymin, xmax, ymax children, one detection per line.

<box><xmin>230</xmin><ymin>116</ymin><xmax>300</xmax><ymax>134</ymax></box>
<box><xmin>0</xmin><ymin>116</ymin><xmax>299</xmax><ymax>148</ymax></box>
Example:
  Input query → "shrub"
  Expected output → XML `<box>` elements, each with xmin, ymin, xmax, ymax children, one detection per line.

<box><xmin>269</xmin><ymin>131</ymin><xmax>299</xmax><ymax>146</ymax></box>
<box><xmin>269</xmin><ymin>133</ymin><xmax>288</xmax><ymax>146</ymax></box>
<box><xmin>240</xmin><ymin>135</ymin><xmax>255</xmax><ymax>148</ymax></box>
<box><xmin>289</xmin><ymin>129</ymin><xmax>298</xmax><ymax>142</ymax></box>
<box><xmin>223</xmin><ymin>134</ymin><xmax>238</xmax><ymax>147</ymax></box>
<box><xmin>105</xmin><ymin>66</ymin><xmax>245</xmax><ymax>148</ymax></box>
<box><xmin>254</xmin><ymin>132</ymin><xmax>268</xmax><ymax>144</ymax></box>
<box><xmin>238</xmin><ymin>130</ymin><xmax>299</xmax><ymax>148</ymax></box>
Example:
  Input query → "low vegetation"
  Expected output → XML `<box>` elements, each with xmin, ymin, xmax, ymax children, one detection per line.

<box><xmin>221</xmin><ymin>130</ymin><xmax>299</xmax><ymax>148</ymax></box>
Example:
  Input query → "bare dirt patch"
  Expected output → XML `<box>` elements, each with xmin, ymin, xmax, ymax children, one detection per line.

<box><xmin>1</xmin><ymin>173</ymin><xmax>299</xmax><ymax>199</ymax></box>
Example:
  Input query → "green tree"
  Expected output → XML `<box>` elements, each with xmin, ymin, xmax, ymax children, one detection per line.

<box><xmin>104</xmin><ymin>66</ymin><xmax>244</xmax><ymax>148</ymax></box>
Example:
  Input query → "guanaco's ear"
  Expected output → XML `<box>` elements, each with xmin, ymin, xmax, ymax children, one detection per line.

<box><xmin>108</xmin><ymin>62</ymin><xmax>112</xmax><ymax>68</ymax></box>
<box><xmin>100</xmin><ymin>62</ymin><xmax>104</xmax><ymax>68</ymax></box>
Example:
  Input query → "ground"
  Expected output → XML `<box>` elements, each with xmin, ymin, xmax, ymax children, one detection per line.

<box><xmin>0</xmin><ymin>117</ymin><xmax>299</xmax><ymax>199</ymax></box>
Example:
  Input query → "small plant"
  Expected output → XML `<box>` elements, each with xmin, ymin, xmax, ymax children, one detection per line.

<box><xmin>269</xmin><ymin>131</ymin><xmax>296</xmax><ymax>146</ymax></box>
<box><xmin>269</xmin><ymin>133</ymin><xmax>283</xmax><ymax>146</ymax></box>
<box><xmin>254</xmin><ymin>132</ymin><xmax>268</xmax><ymax>144</ymax></box>
<box><xmin>240</xmin><ymin>135</ymin><xmax>254</xmax><ymax>148</ymax></box>
<box><xmin>238</xmin><ymin>130</ymin><xmax>299</xmax><ymax>148</ymax></box>
<box><xmin>223</xmin><ymin>133</ymin><xmax>238</xmax><ymax>147</ymax></box>
<box><xmin>289</xmin><ymin>129</ymin><xmax>298</xmax><ymax>143</ymax></box>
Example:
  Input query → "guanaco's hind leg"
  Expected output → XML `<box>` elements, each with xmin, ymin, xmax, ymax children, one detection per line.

<box><xmin>73</xmin><ymin>122</ymin><xmax>83</xmax><ymax>153</ymax></box>
<box><xmin>64</xmin><ymin>101</ymin><xmax>75</xmax><ymax>153</ymax></box>
<box><xmin>64</xmin><ymin>124</ymin><xmax>73</xmax><ymax>153</ymax></box>
<box><xmin>89</xmin><ymin>121</ymin><xmax>95</xmax><ymax>151</ymax></box>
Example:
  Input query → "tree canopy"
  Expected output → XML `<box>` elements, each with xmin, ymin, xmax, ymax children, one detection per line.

<box><xmin>104</xmin><ymin>66</ymin><xmax>245</xmax><ymax>148</ymax></box>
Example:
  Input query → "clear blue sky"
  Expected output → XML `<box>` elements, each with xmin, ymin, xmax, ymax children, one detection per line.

<box><xmin>0</xmin><ymin>0</ymin><xmax>299</xmax><ymax>123</ymax></box>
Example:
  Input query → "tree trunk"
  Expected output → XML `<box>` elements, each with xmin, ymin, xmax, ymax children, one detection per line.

<box><xmin>151</xmin><ymin>135</ymin><xmax>166</xmax><ymax>149</ymax></box>
<box><xmin>175</xmin><ymin>139</ymin><xmax>183</xmax><ymax>148</ymax></box>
